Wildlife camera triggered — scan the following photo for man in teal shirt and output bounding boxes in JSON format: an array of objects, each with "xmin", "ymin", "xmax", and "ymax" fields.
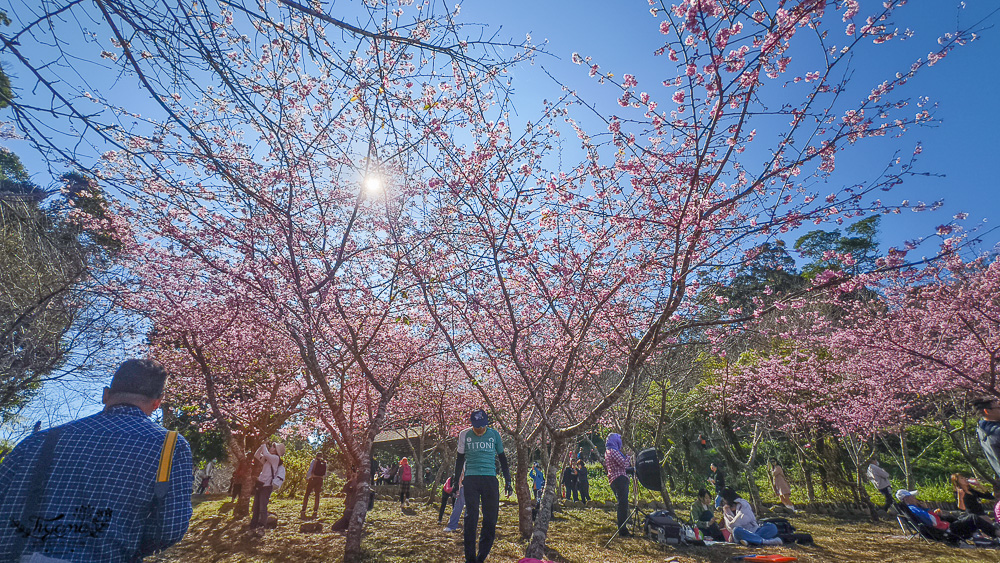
[{"xmin": 453, "ymin": 409, "xmax": 512, "ymax": 563}]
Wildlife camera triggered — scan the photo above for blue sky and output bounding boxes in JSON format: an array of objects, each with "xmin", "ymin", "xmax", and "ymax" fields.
[{"xmin": 463, "ymin": 0, "xmax": 1000, "ymax": 254}]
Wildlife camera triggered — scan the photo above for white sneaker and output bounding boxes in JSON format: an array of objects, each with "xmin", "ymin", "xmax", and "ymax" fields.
[{"xmin": 444, "ymin": 526, "xmax": 456, "ymax": 532}]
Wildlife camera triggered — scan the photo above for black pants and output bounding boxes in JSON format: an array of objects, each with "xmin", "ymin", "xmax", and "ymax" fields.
[
  {"xmin": 302, "ymin": 476, "xmax": 323, "ymax": 514},
  {"xmin": 950, "ymin": 513, "xmax": 998, "ymax": 539},
  {"xmin": 697, "ymin": 522, "xmax": 723, "ymax": 540},
  {"xmin": 439, "ymin": 489, "xmax": 454, "ymax": 522},
  {"xmin": 578, "ymin": 481, "xmax": 590, "ymax": 502},
  {"xmin": 878, "ymin": 486, "xmax": 893, "ymax": 510},
  {"xmin": 400, "ymin": 482, "xmax": 411, "ymax": 504},
  {"xmin": 249, "ymin": 484, "xmax": 273, "ymax": 529},
  {"xmin": 565, "ymin": 482, "xmax": 577, "ymax": 501},
  {"xmin": 611, "ymin": 475, "xmax": 630, "ymax": 535},
  {"xmin": 463, "ymin": 475, "xmax": 500, "ymax": 563}
]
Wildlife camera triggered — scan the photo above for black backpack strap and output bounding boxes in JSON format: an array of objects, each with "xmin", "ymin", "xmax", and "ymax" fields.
[
  {"xmin": 10, "ymin": 426, "xmax": 66, "ymax": 558},
  {"xmin": 134, "ymin": 430, "xmax": 178, "ymax": 561}
]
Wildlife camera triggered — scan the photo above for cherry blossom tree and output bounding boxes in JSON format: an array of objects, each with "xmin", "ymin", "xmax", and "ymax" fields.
[
  {"xmin": 412, "ymin": 0, "xmax": 978, "ymax": 554},
  {"xmin": 126, "ymin": 281, "xmax": 310, "ymax": 517}
]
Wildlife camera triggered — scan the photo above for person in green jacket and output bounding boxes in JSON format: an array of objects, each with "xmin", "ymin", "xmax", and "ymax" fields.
[{"xmin": 689, "ymin": 489, "xmax": 723, "ymax": 540}]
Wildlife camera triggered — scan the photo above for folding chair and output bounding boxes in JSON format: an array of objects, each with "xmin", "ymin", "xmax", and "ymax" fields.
[
  {"xmin": 894, "ymin": 503, "xmax": 962, "ymax": 546},
  {"xmin": 894, "ymin": 503, "xmax": 925, "ymax": 542}
]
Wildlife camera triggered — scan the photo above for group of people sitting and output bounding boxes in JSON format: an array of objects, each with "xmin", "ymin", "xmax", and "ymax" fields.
[{"xmin": 688, "ymin": 487, "xmax": 785, "ymax": 546}]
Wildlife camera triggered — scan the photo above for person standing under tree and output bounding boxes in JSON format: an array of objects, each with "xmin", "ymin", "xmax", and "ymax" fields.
[
  {"xmin": 301, "ymin": 453, "xmax": 327, "ymax": 519},
  {"xmin": 529, "ymin": 462, "xmax": 545, "ymax": 500},
  {"xmin": 562, "ymin": 462, "xmax": 578, "ymax": 501},
  {"xmin": 453, "ymin": 409, "xmax": 512, "ymax": 563},
  {"xmin": 866, "ymin": 457, "xmax": 893, "ymax": 511},
  {"xmin": 197, "ymin": 459, "xmax": 215, "ymax": 494},
  {"xmin": 604, "ymin": 433, "xmax": 634, "ymax": 538},
  {"xmin": 399, "ymin": 457, "xmax": 413, "ymax": 508},
  {"xmin": 708, "ymin": 461, "xmax": 727, "ymax": 508},
  {"xmin": 768, "ymin": 459, "xmax": 795, "ymax": 512},
  {"xmin": 576, "ymin": 459, "xmax": 591, "ymax": 503},
  {"xmin": 249, "ymin": 442, "xmax": 285, "ymax": 537}
]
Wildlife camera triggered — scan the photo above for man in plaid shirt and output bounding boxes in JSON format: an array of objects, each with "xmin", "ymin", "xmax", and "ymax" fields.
[{"xmin": 0, "ymin": 359, "xmax": 194, "ymax": 562}]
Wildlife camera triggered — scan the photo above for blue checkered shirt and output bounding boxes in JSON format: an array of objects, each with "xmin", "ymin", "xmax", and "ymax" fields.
[{"xmin": 0, "ymin": 404, "xmax": 194, "ymax": 562}]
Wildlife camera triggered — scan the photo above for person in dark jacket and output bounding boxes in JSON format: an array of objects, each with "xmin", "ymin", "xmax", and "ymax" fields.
[
  {"xmin": 562, "ymin": 463, "xmax": 578, "ymax": 501},
  {"xmin": 708, "ymin": 461, "xmax": 727, "ymax": 508},
  {"xmin": 576, "ymin": 459, "xmax": 591, "ymax": 502},
  {"xmin": 973, "ymin": 398, "xmax": 1000, "ymax": 480}
]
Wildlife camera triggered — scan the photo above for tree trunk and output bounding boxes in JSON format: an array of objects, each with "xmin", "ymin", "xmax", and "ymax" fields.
[
  {"xmin": 899, "ymin": 428, "xmax": 914, "ymax": 490},
  {"xmin": 857, "ymin": 460, "xmax": 879, "ymax": 521},
  {"xmin": 793, "ymin": 445, "xmax": 816, "ymax": 505},
  {"xmin": 344, "ymin": 447, "xmax": 373, "ymax": 563},
  {"xmin": 525, "ymin": 437, "xmax": 568, "ymax": 559},
  {"xmin": 515, "ymin": 439, "xmax": 534, "ymax": 538}
]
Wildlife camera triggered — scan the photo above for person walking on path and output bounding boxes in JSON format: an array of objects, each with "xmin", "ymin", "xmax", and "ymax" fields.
[
  {"xmin": 529, "ymin": 462, "xmax": 545, "ymax": 500},
  {"xmin": 562, "ymin": 462, "xmax": 578, "ymax": 501},
  {"xmin": 866, "ymin": 457, "xmax": 894, "ymax": 511},
  {"xmin": 604, "ymin": 433, "xmax": 634, "ymax": 538},
  {"xmin": 249, "ymin": 441, "xmax": 285, "ymax": 536},
  {"xmin": 453, "ymin": 409, "xmax": 512, "ymax": 563},
  {"xmin": 0, "ymin": 359, "xmax": 194, "ymax": 562},
  {"xmin": 399, "ymin": 457, "xmax": 413, "ymax": 508},
  {"xmin": 301, "ymin": 453, "xmax": 327, "ymax": 519},
  {"xmin": 769, "ymin": 459, "xmax": 795, "ymax": 512},
  {"xmin": 576, "ymin": 459, "xmax": 591, "ymax": 503}
]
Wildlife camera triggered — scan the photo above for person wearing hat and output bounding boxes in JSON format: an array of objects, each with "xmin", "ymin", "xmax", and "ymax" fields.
[
  {"xmin": 0, "ymin": 358, "xmax": 194, "ymax": 562},
  {"xmin": 249, "ymin": 440, "xmax": 286, "ymax": 536},
  {"xmin": 453, "ymin": 408, "xmax": 512, "ymax": 563}
]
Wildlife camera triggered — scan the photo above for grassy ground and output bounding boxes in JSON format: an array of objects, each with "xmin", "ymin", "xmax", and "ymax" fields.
[{"xmin": 151, "ymin": 494, "xmax": 1000, "ymax": 563}]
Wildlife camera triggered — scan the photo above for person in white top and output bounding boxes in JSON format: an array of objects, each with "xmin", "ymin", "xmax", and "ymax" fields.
[
  {"xmin": 866, "ymin": 457, "xmax": 893, "ymax": 510},
  {"xmin": 721, "ymin": 488, "xmax": 782, "ymax": 546},
  {"xmin": 197, "ymin": 459, "xmax": 215, "ymax": 494},
  {"xmin": 249, "ymin": 442, "xmax": 286, "ymax": 535}
]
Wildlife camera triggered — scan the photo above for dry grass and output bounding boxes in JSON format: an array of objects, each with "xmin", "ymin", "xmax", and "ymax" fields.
[{"xmin": 152, "ymin": 494, "xmax": 1000, "ymax": 563}]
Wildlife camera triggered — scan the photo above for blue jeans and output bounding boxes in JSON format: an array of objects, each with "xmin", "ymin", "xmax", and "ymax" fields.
[
  {"xmin": 733, "ymin": 522, "xmax": 778, "ymax": 545},
  {"xmin": 715, "ymin": 495, "xmax": 723, "ymax": 508},
  {"xmin": 446, "ymin": 486, "xmax": 465, "ymax": 529}
]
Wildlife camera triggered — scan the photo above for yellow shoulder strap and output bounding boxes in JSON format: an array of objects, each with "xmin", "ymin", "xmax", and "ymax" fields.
[{"xmin": 156, "ymin": 430, "xmax": 178, "ymax": 483}]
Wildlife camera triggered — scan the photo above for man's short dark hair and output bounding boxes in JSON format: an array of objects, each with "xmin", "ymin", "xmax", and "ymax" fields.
[
  {"xmin": 109, "ymin": 359, "xmax": 169, "ymax": 399},
  {"xmin": 697, "ymin": 488, "xmax": 710, "ymax": 498},
  {"xmin": 972, "ymin": 398, "xmax": 998, "ymax": 414}
]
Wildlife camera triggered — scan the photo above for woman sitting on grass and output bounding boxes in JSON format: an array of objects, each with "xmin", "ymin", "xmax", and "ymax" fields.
[{"xmin": 721, "ymin": 488, "xmax": 782, "ymax": 546}]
